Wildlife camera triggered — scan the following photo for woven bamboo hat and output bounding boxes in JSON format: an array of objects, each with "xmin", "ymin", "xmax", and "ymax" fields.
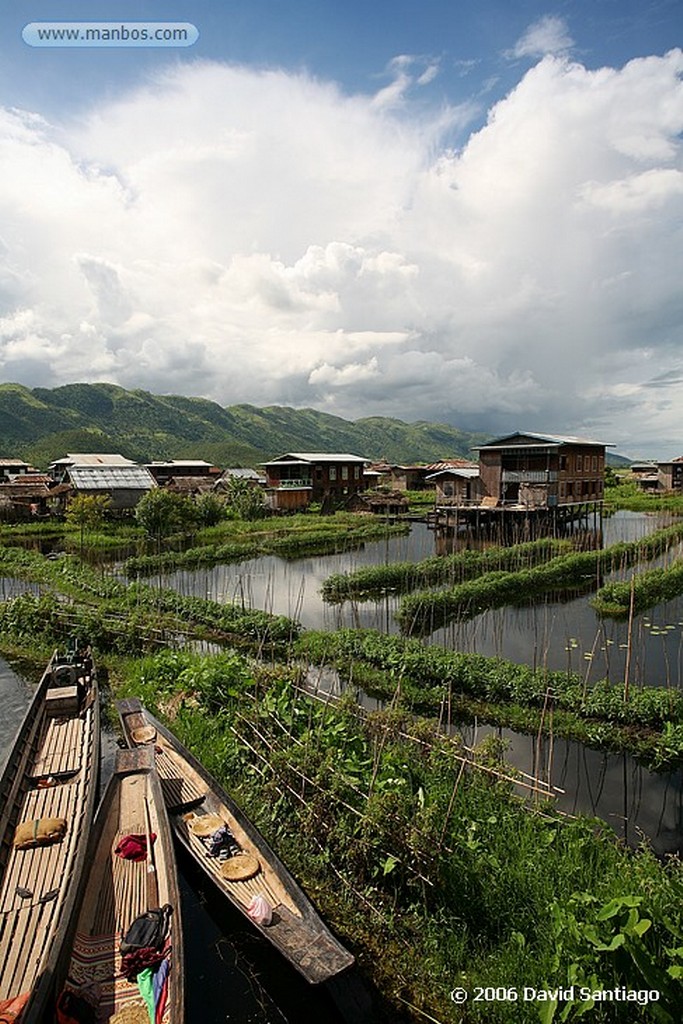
[
  {"xmin": 220, "ymin": 853, "xmax": 260, "ymax": 880},
  {"xmin": 187, "ymin": 813, "xmax": 226, "ymax": 837},
  {"xmin": 131, "ymin": 725, "xmax": 156, "ymax": 744}
]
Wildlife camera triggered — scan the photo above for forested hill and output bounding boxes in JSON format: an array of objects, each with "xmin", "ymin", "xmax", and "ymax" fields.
[{"xmin": 0, "ymin": 382, "xmax": 488, "ymax": 469}]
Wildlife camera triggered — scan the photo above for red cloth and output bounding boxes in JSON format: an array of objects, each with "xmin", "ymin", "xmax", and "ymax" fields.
[
  {"xmin": 0, "ymin": 992, "xmax": 30, "ymax": 1022},
  {"xmin": 120, "ymin": 946, "xmax": 167, "ymax": 983},
  {"xmin": 114, "ymin": 833, "xmax": 156, "ymax": 862}
]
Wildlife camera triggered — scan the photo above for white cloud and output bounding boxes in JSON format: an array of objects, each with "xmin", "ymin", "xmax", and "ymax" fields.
[
  {"xmin": 0, "ymin": 51, "xmax": 683, "ymax": 455},
  {"xmin": 509, "ymin": 16, "xmax": 574, "ymax": 60}
]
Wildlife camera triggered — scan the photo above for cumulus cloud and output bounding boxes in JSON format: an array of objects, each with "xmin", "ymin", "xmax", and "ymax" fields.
[{"xmin": 1, "ymin": 50, "xmax": 683, "ymax": 455}]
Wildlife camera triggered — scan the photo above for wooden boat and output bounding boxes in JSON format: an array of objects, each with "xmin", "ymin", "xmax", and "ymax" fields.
[
  {"xmin": 0, "ymin": 646, "xmax": 99, "ymax": 1023},
  {"xmin": 58, "ymin": 745, "xmax": 184, "ymax": 1023},
  {"xmin": 117, "ymin": 698, "xmax": 354, "ymax": 984}
]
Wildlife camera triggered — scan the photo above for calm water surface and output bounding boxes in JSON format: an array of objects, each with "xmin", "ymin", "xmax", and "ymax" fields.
[{"xmin": 165, "ymin": 512, "xmax": 683, "ymax": 689}]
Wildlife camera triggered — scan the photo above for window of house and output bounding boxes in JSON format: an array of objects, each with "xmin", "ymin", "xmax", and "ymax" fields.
[
  {"xmin": 353, "ymin": 465, "xmax": 360, "ymax": 479},
  {"xmin": 329, "ymin": 467, "xmax": 337, "ymax": 481},
  {"xmin": 592, "ymin": 455, "xmax": 597, "ymax": 472},
  {"xmin": 443, "ymin": 482, "xmax": 453, "ymax": 497},
  {"xmin": 576, "ymin": 455, "xmax": 583, "ymax": 471},
  {"xmin": 559, "ymin": 456, "xmax": 567, "ymax": 471},
  {"xmin": 341, "ymin": 465, "xmax": 349, "ymax": 480}
]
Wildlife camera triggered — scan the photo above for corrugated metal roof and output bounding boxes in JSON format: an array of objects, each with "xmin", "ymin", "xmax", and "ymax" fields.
[
  {"xmin": 147, "ymin": 460, "xmax": 216, "ymax": 468},
  {"xmin": 474, "ymin": 432, "xmax": 612, "ymax": 450},
  {"xmin": 223, "ymin": 468, "xmax": 262, "ymax": 480},
  {"xmin": 51, "ymin": 453, "xmax": 136, "ymax": 467},
  {"xmin": 68, "ymin": 465, "xmax": 156, "ymax": 489},
  {"xmin": 265, "ymin": 452, "xmax": 367, "ymax": 464},
  {"xmin": 425, "ymin": 467, "xmax": 480, "ymax": 481}
]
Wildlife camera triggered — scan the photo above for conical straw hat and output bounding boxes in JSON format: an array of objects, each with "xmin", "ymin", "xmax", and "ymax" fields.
[
  {"xmin": 131, "ymin": 725, "xmax": 156, "ymax": 744},
  {"xmin": 220, "ymin": 853, "xmax": 260, "ymax": 880},
  {"xmin": 187, "ymin": 813, "xmax": 226, "ymax": 837}
]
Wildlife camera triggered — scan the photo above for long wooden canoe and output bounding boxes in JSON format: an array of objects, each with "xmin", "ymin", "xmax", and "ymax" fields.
[
  {"xmin": 58, "ymin": 745, "xmax": 184, "ymax": 1023},
  {"xmin": 117, "ymin": 698, "xmax": 354, "ymax": 984},
  {"xmin": 0, "ymin": 646, "xmax": 99, "ymax": 1023}
]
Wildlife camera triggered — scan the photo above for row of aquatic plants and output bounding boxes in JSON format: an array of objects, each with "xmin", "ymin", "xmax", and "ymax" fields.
[
  {"xmin": 112, "ymin": 648, "xmax": 683, "ymax": 1023},
  {"xmin": 592, "ymin": 560, "xmax": 683, "ymax": 619},
  {"xmin": 0, "ymin": 547, "xmax": 299, "ymax": 649},
  {"xmin": 397, "ymin": 524, "xmax": 683, "ymax": 635},
  {"xmin": 603, "ymin": 477, "xmax": 683, "ymax": 514},
  {"xmin": 124, "ymin": 519, "xmax": 409, "ymax": 577},
  {"xmin": 322, "ymin": 537, "xmax": 574, "ymax": 603},
  {"xmin": 296, "ymin": 629, "xmax": 683, "ymax": 768}
]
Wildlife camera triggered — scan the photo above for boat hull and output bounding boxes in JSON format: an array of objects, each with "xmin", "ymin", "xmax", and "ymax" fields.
[
  {"xmin": 118, "ymin": 698, "xmax": 354, "ymax": 984},
  {"xmin": 59, "ymin": 746, "xmax": 184, "ymax": 1023},
  {"xmin": 0, "ymin": 648, "xmax": 99, "ymax": 1023}
]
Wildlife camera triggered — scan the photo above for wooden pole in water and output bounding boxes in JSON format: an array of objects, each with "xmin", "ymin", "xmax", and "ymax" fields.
[{"xmin": 623, "ymin": 573, "xmax": 636, "ymax": 704}]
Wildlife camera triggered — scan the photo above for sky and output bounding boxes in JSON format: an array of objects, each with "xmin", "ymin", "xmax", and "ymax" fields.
[{"xmin": 0, "ymin": 2, "xmax": 682, "ymax": 457}]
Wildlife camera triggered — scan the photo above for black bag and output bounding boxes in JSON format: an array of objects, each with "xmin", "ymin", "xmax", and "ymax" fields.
[{"xmin": 119, "ymin": 904, "xmax": 173, "ymax": 953}]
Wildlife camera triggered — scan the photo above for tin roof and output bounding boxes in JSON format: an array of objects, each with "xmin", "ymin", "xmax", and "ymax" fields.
[
  {"xmin": 68, "ymin": 465, "xmax": 156, "ymax": 490},
  {"xmin": 474, "ymin": 431, "xmax": 613, "ymax": 451},
  {"xmin": 425, "ymin": 467, "xmax": 480, "ymax": 481},
  {"xmin": 51, "ymin": 453, "xmax": 136, "ymax": 467},
  {"xmin": 264, "ymin": 452, "xmax": 367, "ymax": 465}
]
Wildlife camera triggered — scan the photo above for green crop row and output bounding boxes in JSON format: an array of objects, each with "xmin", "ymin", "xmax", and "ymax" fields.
[
  {"xmin": 592, "ymin": 559, "xmax": 683, "ymax": 618},
  {"xmin": 297, "ymin": 628, "xmax": 683, "ymax": 732},
  {"xmin": 397, "ymin": 523, "xmax": 683, "ymax": 634},
  {"xmin": 322, "ymin": 537, "xmax": 573, "ymax": 603}
]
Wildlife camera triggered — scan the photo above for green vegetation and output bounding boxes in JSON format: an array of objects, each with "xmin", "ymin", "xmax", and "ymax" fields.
[
  {"xmin": 603, "ymin": 475, "xmax": 683, "ymax": 514},
  {"xmin": 0, "ymin": 547, "xmax": 298, "ymax": 653},
  {"xmin": 592, "ymin": 560, "xmax": 683, "ymax": 619},
  {"xmin": 396, "ymin": 524, "xmax": 683, "ymax": 635},
  {"xmin": 0, "ymin": 381, "xmax": 486, "ymax": 467},
  {"xmin": 108, "ymin": 649, "xmax": 683, "ymax": 1023},
  {"xmin": 296, "ymin": 629, "xmax": 683, "ymax": 769},
  {"xmin": 124, "ymin": 516, "xmax": 409, "ymax": 577},
  {"xmin": 323, "ymin": 537, "xmax": 573, "ymax": 603}
]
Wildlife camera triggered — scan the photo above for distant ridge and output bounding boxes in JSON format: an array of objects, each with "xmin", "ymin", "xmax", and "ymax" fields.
[{"xmin": 0, "ymin": 382, "xmax": 489, "ymax": 469}]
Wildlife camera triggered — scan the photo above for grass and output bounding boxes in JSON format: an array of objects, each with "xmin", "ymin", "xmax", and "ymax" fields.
[{"xmin": 592, "ymin": 559, "xmax": 683, "ymax": 618}]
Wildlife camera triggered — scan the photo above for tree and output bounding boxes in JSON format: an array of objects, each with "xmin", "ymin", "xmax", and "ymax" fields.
[
  {"xmin": 194, "ymin": 492, "xmax": 227, "ymax": 527},
  {"xmin": 223, "ymin": 477, "xmax": 267, "ymax": 520},
  {"xmin": 134, "ymin": 489, "xmax": 197, "ymax": 546},
  {"xmin": 65, "ymin": 494, "xmax": 111, "ymax": 555}
]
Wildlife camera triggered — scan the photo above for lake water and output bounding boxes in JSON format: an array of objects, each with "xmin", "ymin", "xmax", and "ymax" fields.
[{"xmin": 164, "ymin": 511, "xmax": 683, "ymax": 689}]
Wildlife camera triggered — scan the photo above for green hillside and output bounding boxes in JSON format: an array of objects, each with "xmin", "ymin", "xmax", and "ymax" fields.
[{"xmin": 0, "ymin": 382, "xmax": 487, "ymax": 469}]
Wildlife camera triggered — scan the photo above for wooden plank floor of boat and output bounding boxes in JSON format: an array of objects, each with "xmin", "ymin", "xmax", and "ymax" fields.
[{"xmin": 0, "ymin": 713, "xmax": 88, "ymax": 1000}]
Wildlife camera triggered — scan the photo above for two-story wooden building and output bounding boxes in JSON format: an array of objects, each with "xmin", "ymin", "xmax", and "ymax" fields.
[
  {"xmin": 262, "ymin": 452, "xmax": 367, "ymax": 511},
  {"xmin": 658, "ymin": 456, "xmax": 683, "ymax": 491},
  {"xmin": 474, "ymin": 432, "xmax": 610, "ymax": 508}
]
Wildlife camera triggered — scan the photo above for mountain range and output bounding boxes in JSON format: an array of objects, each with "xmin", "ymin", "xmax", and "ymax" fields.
[{"xmin": 0, "ymin": 382, "xmax": 490, "ymax": 469}]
